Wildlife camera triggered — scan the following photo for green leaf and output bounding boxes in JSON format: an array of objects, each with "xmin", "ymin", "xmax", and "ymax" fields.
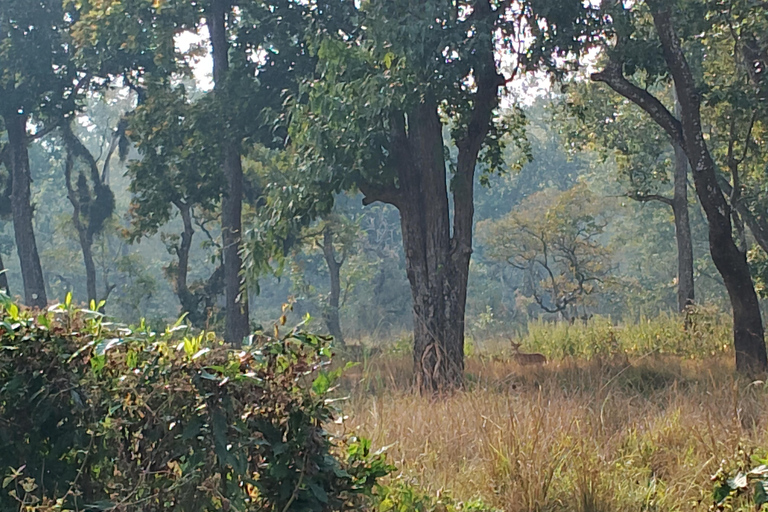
[
  {"xmin": 126, "ymin": 349, "xmax": 138, "ymax": 369},
  {"xmin": 192, "ymin": 347, "xmax": 211, "ymax": 360},
  {"xmin": 1, "ymin": 475, "xmax": 14, "ymax": 489},
  {"xmin": 1, "ymin": 467, "xmax": 23, "ymax": 490},
  {"xmin": 85, "ymin": 500, "xmax": 118, "ymax": 510},
  {"xmin": 312, "ymin": 372, "xmax": 331, "ymax": 395},
  {"xmin": 173, "ymin": 312, "xmax": 189, "ymax": 328},
  {"xmin": 754, "ymin": 480, "xmax": 768, "ymax": 507},
  {"xmin": 308, "ymin": 481, "xmax": 329, "ymax": 504},
  {"xmin": 90, "ymin": 355, "xmax": 106, "ymax": 373},
  {"xmin": 212, "ymin": 410, "xmax": 230, "ymax": 467},
  {"xmin": 182, "ymin": 416, "xmax": 203, "ymax": 441}
]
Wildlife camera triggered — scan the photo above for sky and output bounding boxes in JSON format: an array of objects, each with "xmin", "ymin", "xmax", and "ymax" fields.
[{"xmin": 172, "ymin": 16, "xmax": 602, "ymax": 108}]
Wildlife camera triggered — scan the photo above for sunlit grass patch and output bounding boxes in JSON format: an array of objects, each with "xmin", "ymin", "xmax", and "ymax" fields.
[{"xmin": 333, "ymin": 312, "xmax": 766, "ymax": 511}]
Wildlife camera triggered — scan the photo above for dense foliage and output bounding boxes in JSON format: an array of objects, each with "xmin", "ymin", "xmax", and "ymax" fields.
[{"xmin": 0, "ymin": 294, "xmax": 392, "ymax": 511}]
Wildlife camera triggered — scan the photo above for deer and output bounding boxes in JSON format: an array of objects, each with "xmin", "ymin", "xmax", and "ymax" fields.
[{"xmin": 510, "ymin": 341, "xmax": 547, "ymax": 366}]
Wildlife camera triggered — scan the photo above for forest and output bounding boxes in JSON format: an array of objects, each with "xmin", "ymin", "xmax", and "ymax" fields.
[{"xmin": 2, "ymin": 0, "xmax": 768, "ymax": 510}]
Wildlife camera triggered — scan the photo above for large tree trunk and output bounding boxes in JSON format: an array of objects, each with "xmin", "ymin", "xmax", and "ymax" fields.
[
  {"xmin": 208, "ymin": 0, "xmax": 249, "ymax": 345},
  {"xmin": 362, "ymin": 101, "xmax": 467, "ymax": 393},
  {"xmin": 321, "ymin": 225, "xmax": 345, "ymax": 347},
  {"xmin": 359, "ymin": 1, "xmax": 501, "ymax": 392},
  {"xmin": 4, "ymin": 113, "xmax": 47, "ymax": 308},
  {"xmin": 672, "ymin": 137, "xmax": 694, "ymax": 312},
  {"xmin": 651, "ymin": 6, "xmax": 766, "ymax": 373},
  {"xmin": 400, "ymin": 101, "xmax": 465, "ymax": 392}
]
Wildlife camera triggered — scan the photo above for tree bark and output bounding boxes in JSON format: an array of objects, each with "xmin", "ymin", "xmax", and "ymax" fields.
[
  {"xmin": 401, "ymin": 100, "xmax": 465, "ymax": 392},
  {"xmin": 363, "ymin": 102, "xmax": 465, "ymax": 393},
  {"xmin": 321, "ymin": 225, "xmax": 345, "ymax": 347},
  {"xmin": 208, "ymin": 0, "xmax": 249, "ymax": 345},
  {"xmin": 3, "ymin": 113, "xmax": 47, "ymax": 308}
]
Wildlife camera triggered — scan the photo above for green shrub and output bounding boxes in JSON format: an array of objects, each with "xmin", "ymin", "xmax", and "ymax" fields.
[
  {"xmin": 710, "ymin": 447, "xmax": 768, "ymax": 512},
  {"xmin": 518, "ymin": 305, "xmax": 731, "ymax": 361},
  {"xmin": 0, "ymin": 293, "xmax": 393, "ymax": 511},
  {"xmin": 373, "ymin": 478, "xmax": 501, "ymax": 512}
]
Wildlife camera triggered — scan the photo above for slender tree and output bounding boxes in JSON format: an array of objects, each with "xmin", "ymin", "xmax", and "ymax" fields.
[
  {"xmin": 0, "ymin": 0, "xmax": 83, "ymax": 307},
  {"xmin": 320, "ymin": 223, "xmax": 347, "ymax": 347},
  {"xmin": 126, "ymin": 85, "xmax": 226, "ymax": 327},
  {"xmin": 591, "ymin": 1, "xmax": 767, "ymax": 372},
  {"xmin": 206, "ymin": 0, "xmax": 249, "ymax": 344},
  {"xmin": 60, "ymin": 121, "xmax": 119, "ymax": 304}
]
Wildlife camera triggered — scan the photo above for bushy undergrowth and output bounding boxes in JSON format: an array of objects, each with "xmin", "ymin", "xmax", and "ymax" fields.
[
  {"xmin": 0, "ymin": 294, "xmax": 393, "ymax": 511},
  {"xmin": 710, "ymin": 447, "xmax": 768, "ymax": 512},
  {"xmin": 500, "ymin": 305, "xmax": 731, "ymax": 361}
]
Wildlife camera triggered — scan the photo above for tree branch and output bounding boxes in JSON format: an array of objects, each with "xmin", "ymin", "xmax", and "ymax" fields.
[
  {"xmin": 359, "ymin": 180, "xmax": 402, "ymax": 207},
  {"xmin": 627, "ymin": 191, "xmax": 674, "ymax": 206},
  {"xmin": 591, "ymin": 59, "xmax": 683, "ymax": 146},
  {"xmin": 453, "ymin": 0, "xmax": 506, "ymax": 257}
]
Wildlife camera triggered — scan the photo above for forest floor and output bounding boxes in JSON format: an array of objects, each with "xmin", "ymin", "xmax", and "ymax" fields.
[{"xmin": 331, "ymin": 316, "xmax": 768, "ymax": 512}]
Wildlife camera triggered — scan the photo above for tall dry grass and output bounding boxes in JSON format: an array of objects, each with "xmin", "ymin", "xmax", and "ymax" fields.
[{"xmin": 333, "ymin": 314, "xmax": 768, "ymax": 512}]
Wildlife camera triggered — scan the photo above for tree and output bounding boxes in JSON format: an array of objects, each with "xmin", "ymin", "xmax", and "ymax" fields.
[
  {"xmin": 126, "ymin": 84, "xmax": 226, "ymax": 327},
  {"xmin": 202, "ymin": 0, "xmax": 343, "ymax": 344},
  {"xmin": 73, "ymin": 0, "xmax": 336, "ymax": 343},
  {"xmin": 0, "ymin": 156, "xmax": 12, "ymax": 296},
  {"xmin": 0, "ymin": 230, "xmax": 10, "ymax": 295},
  {"xmin": 289, "ymin": 0, "xmax": 602, "ymax": 391},
  {"xmin": 318, "ymin": 219, "xmax": 354, "ymax": 347},
  {"xmin": 59, "ymin": 119, "xmax": 119, "ymax": 305},
  {"xmin": 558, "ymin": 83, "xmax": 695, "ymax": 312},
  {"xmin": 478, "ymin": 184, "xmax": 614, "ymax": 319},
  {"xmin": 0, "ymin": 0, "xmax": 83, "ymax": 307},
  {"xmin": 590, "ymin": 1, "xmax": 768, "ymax": 372},
  {"xmin": 290, "ymin": 213, "xmax": 361, "ymax": 347},
  {"xmin": 205, "ymin": 0, "xmax": 249, "ymax": 344}
]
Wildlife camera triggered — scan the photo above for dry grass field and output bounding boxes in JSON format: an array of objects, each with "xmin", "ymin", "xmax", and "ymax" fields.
[{"xmin": 331, "ymin": 313, "xmax": 768, "ymax": 511}]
